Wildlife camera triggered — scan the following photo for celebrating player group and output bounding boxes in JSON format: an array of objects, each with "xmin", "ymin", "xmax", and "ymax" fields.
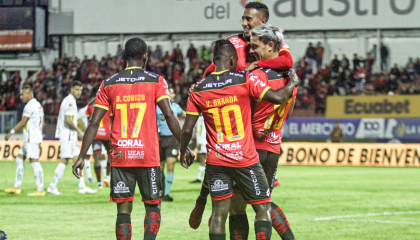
[{"xmin": 4, "ymin": 2, "xmax": 298, "ymax": 240}]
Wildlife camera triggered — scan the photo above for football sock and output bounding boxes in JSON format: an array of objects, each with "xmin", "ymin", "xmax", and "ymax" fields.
[
  {"xmin": 100, "ymin": 160, "xmax": 107, "ymax": 178},
  {"xmin": 50, "ymin": 162, "xmax": 66, "ymax": 188},
  {"xmin": 144, "ymin": 207, "xmax": 161, "ymax": 240},
  {"xmin": 84, "ymin": 159, "xmax": 92, "ymax": 179},
  {"xmin": 271, "ymin": 202, "xmax": 295, "ymax": 240},
  {"xmin": 164, "ymin": 173, "xmax": 174, "ymax": 196},
  {"xmin": 78, "ymin": 176, "xmax": 86, "ymax": 189},
  {"xmin": 209, "ymin": 234, "xmax": 226, "ymax": 240},
  {"xmin": 197, "ymin": 166, "xmax": 205, "ymax": 181},
  {"xmin": 30, "ymin": 162, "xmax": 44, "ymax": 191},
  {"xmin": 106, "ymin": 161, "xmax": 111, "ymax": 177},
  {"xmin": 94, "ymin": 166, "xmax": 101, "ymax": 182},
  {"xmin": 116, "ymin": 213, "xmax": 132, "ymax": 240},
  {"xmin": 14, "ymin": 157, "xmax": 24, "ymax": 188},
  {"xmin": 255, "ymin": 221, "xmax": 272, "ymax": 240},
  {"xmin": 229, "ymin": 215, "xmax": 249, "ymax": 240},
  {"xmin": 199, "ymin": 181, "xmax": 210, "ymax": 198}
]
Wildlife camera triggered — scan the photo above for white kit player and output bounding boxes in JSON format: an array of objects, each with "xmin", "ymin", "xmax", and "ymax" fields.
[
  {"xmin": 47, "ymin": 81, "xmax": 96, "ymax": 195},
  {"xmin": 190, "ymin": 115, "xmax": 207, "ymax": 183},
  {"xmin": 4, "ymin": 85, "xmax": 45, "ymax": 196}
]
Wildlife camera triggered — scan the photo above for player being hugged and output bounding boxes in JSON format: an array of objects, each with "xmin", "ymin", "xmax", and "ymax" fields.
[
  {"xmin": 72, "ymin": 38, "xmax": 194, "ymax": 240},
  {"xmin": 179, "ymin": 40, "xmax": 298, "ymax": 240}
]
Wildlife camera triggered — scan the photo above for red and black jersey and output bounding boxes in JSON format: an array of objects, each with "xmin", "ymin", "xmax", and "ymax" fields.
[
  {"xmin": 251, "ymin": 68, "xmax": 298, "ymax": 154},
  {"xmin": 203, "ymin": 33, "xmax": 293, "ymax": 77},
  {"xmin": 94, "ymin": 67, "xmax": 170, "ymax": 167},
  {"xmin": 187, "ymin": 70, "xmax": 270, "ymax": 168},
  {"xmin": 86, "ymin": 100, "xmax": 112, "ymax": 140}
]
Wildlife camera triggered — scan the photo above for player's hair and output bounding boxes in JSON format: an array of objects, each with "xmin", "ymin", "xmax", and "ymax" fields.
[
  {"xmin": 213, "ymin": 40, "xmax": 237, "ymax": 62},
  {"xmin": 124, "ymin": 38, "xmax": 147, "ymax": 61},
  {"xmin": 245, "ymin": 2, "xmax": 269, "ymax": 21},
  {"xmin": 22, "ymin": 85, "xmax": 32, "ymax": 91},
  {"xmin": 251, "ymin": 24, "xmax": 284, "ymax": 51},
  {"xmin": 72, "ymin": 80, "xmax": 83, "ymax": 88}
]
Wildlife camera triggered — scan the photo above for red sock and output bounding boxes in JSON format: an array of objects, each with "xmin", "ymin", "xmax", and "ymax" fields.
[{"xmin": 144, "ymin": 207, "xmax": 161, "ymax": 240}]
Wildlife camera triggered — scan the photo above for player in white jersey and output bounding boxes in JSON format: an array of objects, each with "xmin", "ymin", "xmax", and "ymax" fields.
[
  {"xmin": 4, "ymin": 85, "xmax": 45, "ymax": 196},
  {"xmin": 190, "ymin": 115, "xmax": 207, "ymax": 183},
  {"xmin": 47, "ymin": 81, "xmax": 96, "ymax": 195},
  {"xmin": 77, "ymin": 104, "xmax": 94, "ymax": 183}
]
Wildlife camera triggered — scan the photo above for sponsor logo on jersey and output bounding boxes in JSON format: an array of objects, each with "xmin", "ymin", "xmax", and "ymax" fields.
[
  {"xmin": 117, "ymin": 139, "xmax": 144, "ymax": 148},
  {"xmin": 211, "ymin": 180, "xmax": 228, "ymax": 192},
  {"xmin": 250, "ymin": 170, "xmax": 261, "ymax": 195},
  {"xmin": 114, "ymin": 181, "xmax": 130, "ymax": 193},
  {"xmin": 225, "ymin": 151, "xmax": 243, "ymax": 160},
  {"xmin": 203, "ymin": 79, "xmax": 232, "ymax": 89},
  {"xmin": 118, "ymin": 151, "xmax": 123, "ymax": 159},
  {"xmin": 215, "ymin": 142, "xmax": 242, "ymax": 151},
  {"xmin": 116, "ymin": 77, "xmax": 146, "ymax": 82},
  {"xmin": 127, "ymin": 150, "xmax": 145, "ymax": 159},
  {"xmin": 216, "ymin": 152, "xmax": 222, "ymax": 158},
  {"xmin": 150, "ymin": 168, "xmax": 158, "ymax": 194}
]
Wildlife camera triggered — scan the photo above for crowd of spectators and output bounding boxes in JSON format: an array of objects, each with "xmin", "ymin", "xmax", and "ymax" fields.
[{"xmin": 1, "ymin": 42, "xmax": 419, "ymax": 118}]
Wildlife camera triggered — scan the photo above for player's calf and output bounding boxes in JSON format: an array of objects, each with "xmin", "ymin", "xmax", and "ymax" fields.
[
  {"xmin": 271, "ymin": 202, "xmax": 295, "ymax": 240},
  {"xmin": 116, "ymin": 213, "xmax": 132, "ymax": 240},
  {"xmin": 144, "ymin": 204, "xmax": 161, "ymax": 240},
  {"xmin": 252, "ymin": 203, "xmax": 272, "ymax": 240}
]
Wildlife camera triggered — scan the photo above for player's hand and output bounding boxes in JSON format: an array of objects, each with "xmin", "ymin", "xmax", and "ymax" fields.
[
  {"xmin": 188, "ymin": 84, "xmax": 196, "ymax": 96},
  {"xmin": 245, "ymin": 61, "xmax": 259, "ymax": 71},
  {"xmin": 181, "ymin": 148, "xmax": 195, "ymax": 169},
  {"xmin": 288, "ymin": 69, "xmax": 299, "ymax": 86},
  {"xmin": 72, "ymin": 157, "xmax": 85, "ymax": 179},
  {"xmin": 4, "ymin": 133, "xmax": 11, "ymax": 141}
]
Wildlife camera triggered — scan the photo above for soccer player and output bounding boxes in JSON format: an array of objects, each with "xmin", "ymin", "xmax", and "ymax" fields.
[
  {"xmin": 77, "ymin": 103, "xmax": 94, "ymax": 183},
  {"xmin": 202, "ymin": 1, "xmax": 293, "ymax": 77},
  {"xmin": 86, "ymin": 99, "xmax": 112, "ymax": 188},
  {"xmin": 157, "ymin": 87, "xmax": 186, "ymax": 201},
  {"xmin": 72, "ymin": 38, "xmax": 194, "ymax": 240},
  {"xmin": 47, "ymin": 81, "xmax": 97, "ymax": 195},
  {"xmin": 228, "ymin": 24, "xmax": 297, "ymax": 240},
  {"xmin": 190, "ymin": 115, "xmax": 206, "ymax": 183},
  {"xmin": 4, "ymin": 85, "xmax": 45, "ymax": 196},
  {"xmin": 180, "ymin": 40, "xmax": 298, "ymax": 240}
]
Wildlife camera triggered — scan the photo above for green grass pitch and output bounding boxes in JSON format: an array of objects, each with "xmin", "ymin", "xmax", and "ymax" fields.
[{"xmin": 0, "ymin": 161, "xmax": 419, "ymax": 239}]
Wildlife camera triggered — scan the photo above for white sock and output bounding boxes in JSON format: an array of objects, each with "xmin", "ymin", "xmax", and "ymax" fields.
[
  {"xmin": 197, "ymin": 166, "xmax": 206, "ymax": 181},
  {"xmin": 31, "ymin": 162, "xmax": 44, "ymax": 191},
  {"xmin": 100, "ymin": 160, "xmax": 107, "ymax": 179},
  {"xmin": 84, "ymin": 159, "xmax": 92, "ymax": 179},
  {"xmin": 14, "ymin": 157, "xmax": 24, "ymax": 188},
  {"xmin": 78, "ymin": 176, "xmax": 86, "ymax": 189},
  {"xmin": 50, "ymin": 162, "xmax": 66, "ymax": 188}
]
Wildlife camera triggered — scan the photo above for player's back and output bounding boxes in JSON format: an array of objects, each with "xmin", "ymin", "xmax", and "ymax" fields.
[
  {"xmin": 227, "ymin": 34, "xmax": 250, "ymax": 71},
  {"xmin": 94, "ymin": 67, "xmax": 169, "ymax": 167},
  {"xmin": 187, "ymin": 70, "xmax": 269, "ymax": 168},
  {"xmin": 251, "ymin": 68, "xmax": 297, "ymax": 153}
]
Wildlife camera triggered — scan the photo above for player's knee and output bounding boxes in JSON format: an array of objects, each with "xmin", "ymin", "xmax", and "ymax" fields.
[
  {"xmin": 117, "ymin": 202, "xmax": 133, "ymax": 214},
  {"xmin": 144, "ymin": 203, "xmax": 161, "ymax": 210}
]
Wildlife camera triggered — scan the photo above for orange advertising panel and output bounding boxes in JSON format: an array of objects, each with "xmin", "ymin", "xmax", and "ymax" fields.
[{"xmin": 278, "ymin": 143, "xmax": 420, "ymax": 167}]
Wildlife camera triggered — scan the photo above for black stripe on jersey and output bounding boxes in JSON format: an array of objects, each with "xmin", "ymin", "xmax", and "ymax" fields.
[
  {"xmin": 259, "ymin": 68, "xmax": 287, "ymax": 81},
  {"xmin": 193, "ymin": 71, "xmax": 247, "ymax": 93},
  {"xmin": 103, "ymin": 69, "xmax": 160, "ymax": 88}
]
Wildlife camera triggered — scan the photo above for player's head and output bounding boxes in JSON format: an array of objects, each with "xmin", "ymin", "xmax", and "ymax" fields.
[
  {"xmin": 71, "ymin": 80, "xmax": 83, "ymax": 99},
  {"xmin": 169, "ymin": 88, "xmax": 176, "ymax": 101},
  {"xmin": 213, "ymin": 39, "xmax": 238, "ymax": 71},
  {"xmin": 250, "ymin": 24, "xmax": 283, "ymax": 61},
  {"xmin": 242, "ymin": 2, "xmax": 269, "ymax": 38},
  {"xmin": 20, "ymin": 85, "xmax": 33, "ymax": 103},
  {"xmin": 124, "ymin": 38, "xmax": 148, "ymax": 66}
]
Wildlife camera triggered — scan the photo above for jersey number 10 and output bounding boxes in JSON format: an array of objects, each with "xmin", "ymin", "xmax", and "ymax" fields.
[{"xmin": 208, "ymin": 104, "xmax": 245, "ymax": 143}]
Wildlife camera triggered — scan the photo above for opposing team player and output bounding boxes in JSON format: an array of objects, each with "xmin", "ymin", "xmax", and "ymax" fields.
[
  {"xmin": 4, "ymin": 85, "xmax": 45, "ymax": 196},
  {"xmin": 86, "ymin": 99, "xmax": 112, "ymax": 188},
  {"xmin": 47, "ymin": 81, "xmax": 97, "ymax": 195},
  {"xmin": 180, "ymin": 40, "xmax": 298, "ymax": 240},
  {"xmin": 227, "ymin": 24, "xmax": 297, "ymax": 240},
  {"xmin": 157, "ymin": 87, "xmax": 186, "ymax": 201},
  {"xmin": 190, "ymin": 115, "xmax": 206, "ymax": 183},
  {"xmin": 72, "ymin": 38, "xmax": 194, "ymax": 240},
  {"xmin": 77, "ymin": 103, "xmax": 94, "ymax": 183}
]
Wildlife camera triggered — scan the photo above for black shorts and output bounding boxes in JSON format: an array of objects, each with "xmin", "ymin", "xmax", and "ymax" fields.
[
  {"xmin": 159, "ymin": 135, "xmax": 179, "ymax": 162},
  {"xmin": 92, "ymin": 139, "xmax": 111, "ymax": 154},
  {"xmin": 205, "ymin": 162, "xmax": 271, "ymax": 205},
  {"xmin": 110, "ymin": 166, "xmax": 162, "ymax": 204},
  {"xmin": 257, "ymin": 149, "xmax": 280, "ymax": 191}
]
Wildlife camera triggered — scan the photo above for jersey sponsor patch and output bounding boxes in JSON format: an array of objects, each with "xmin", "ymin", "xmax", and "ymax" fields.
[
  {"xmin": 211, "ymin": 180, "xmax": 229, "ymax": 192},
  {"xmin": 113, "ymin": 181, "xmax": 130, "ymax": 193}
]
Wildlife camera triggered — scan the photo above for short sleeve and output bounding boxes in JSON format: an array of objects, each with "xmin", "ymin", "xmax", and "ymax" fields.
[
  {"xmin": 94, "ymin": 81, "xmax": 110, "ymax": 110},
  {"xmin": 22, "ymin": 104, "xmax": 32, "ymax": 118},
  {"xmin": 247, "ymin": 71, "xmax": 271, "ymax": 101},
  {"xmin": 64, "ymin": 100, "xmax": 74, "ymax": 116},
  {"xmin": 156, "ymin": 76, "xmax": 170, "ymax": 103},
  {"xmin": 186, "ymin": 91, "xmax": 200, "ymax": 116}
]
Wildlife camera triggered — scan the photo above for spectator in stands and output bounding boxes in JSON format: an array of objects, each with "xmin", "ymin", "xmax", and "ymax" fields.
[
  {"xmin": 1, "ymin": 69, "xmax": 8, "ymax": 84},
  {"xmin": 354, "ymin": 65, "xmax": 368, "ymax": 93},
  {"xmin": 330, "ymin": 54, "xmax": 341, "ymax": 76},
  {"xmin": 152, "ymin": 45, "xmax": 163, "ymax": 61},
  {"xmin": 369, "ymin": 44, "xmax": 377, "ymax": 64},
  {"xmin": 364, "ymin": 53, "xmax": 374, "ymax": 74},
  {"xmin": 380, "ymin": 42, "xmax": 389, "ymax": 70},
  {"xmin": 305, "ymin": 42, "xmax": 317, "ymax": 68},
  {"xmin": 198, "ymin": 45, "xmax": 209, "ymax": 62},
  {"xmin": 341, "ymin": 54, "xmax": 350, "ymax": 70},
  {"xmin": 116, "ymin": 44, "xmax": 124, "ymax": 61},
  {"xmin": 186, "ymin": 44, "xmax": 198, "ymax": 65},
  {"xmin": 331, "ymin": 122, "xmax": 343, "ymax": 143},
  {"xmin": 171, "ymin": 44, "xmax": 184, "ymax": 64},
  {"xmin": 352, "ymin": 53, "xmax": 361, "ymax": 71},
  {"xmin": 316, "ymin": 42, "xmax": 324, "ymax": 67}
]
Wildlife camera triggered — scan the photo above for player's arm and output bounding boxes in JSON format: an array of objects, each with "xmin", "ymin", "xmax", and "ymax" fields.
[
  {"xmin": 262, "ymin": 69, "xmax": 299, "ymax": 105},
  {"xmin": 78, "ymin": 119, "xmax": 86, "ymax": 132},
  {"xmin": 202, "ymin": 62, "xmax": 216, "ymax": 79},
  {"xmin": 73, "ymin": 107, "xmax": 107, "ymax": 178},
  {"xmin": 180, "ymin": 113, "xmax": 199, "ymax": 168},
  {"xmin": 65, "ymin": 115, "xmax": 83, "ymax": 137},
  {"xmin": 4, "ymin": 116, "xmax": 29, "ymax": 141},
  {"xmin": 246, "ymin": 49, "xmax": 294, "ymax": 71},
  {"xmin": 286, "ymin": 98, "xmax": 296, "ymax": 120}
]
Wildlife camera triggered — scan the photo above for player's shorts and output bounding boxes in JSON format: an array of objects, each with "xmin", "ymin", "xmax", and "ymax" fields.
[
  {"xmin": 256, "ymin": 149, "xmax": 280, "ymax": 191},
  {"xmin": 205, "ymin": 162, "xmax": 271, "ymax": 205},
  {"xmin": 60, "ymin": 138, "xmax": 80, "ymax": 159},
  {"xmin": 18, "ymin": 142, "xmax": 40, "ymax": 159},
  {"xmin": 197, "ymin": 143, "xmax": 207, "ymax": 155},
  {"xmin": 110, "ymin": 166, "xmax": 162, "ymax": 204},
  {"xmin": 159, "ymin": 135, "xmax": 179, "ymax": 162}
]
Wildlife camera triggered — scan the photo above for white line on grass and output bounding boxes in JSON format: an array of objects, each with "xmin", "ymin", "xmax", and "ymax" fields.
[
  {"xmin": 334, "ymin": 219, "xmax": 420, "ymax": 225},
  {"xmin": 313, "ymin": 210, "xmax": 420, "ymax": 221}
]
